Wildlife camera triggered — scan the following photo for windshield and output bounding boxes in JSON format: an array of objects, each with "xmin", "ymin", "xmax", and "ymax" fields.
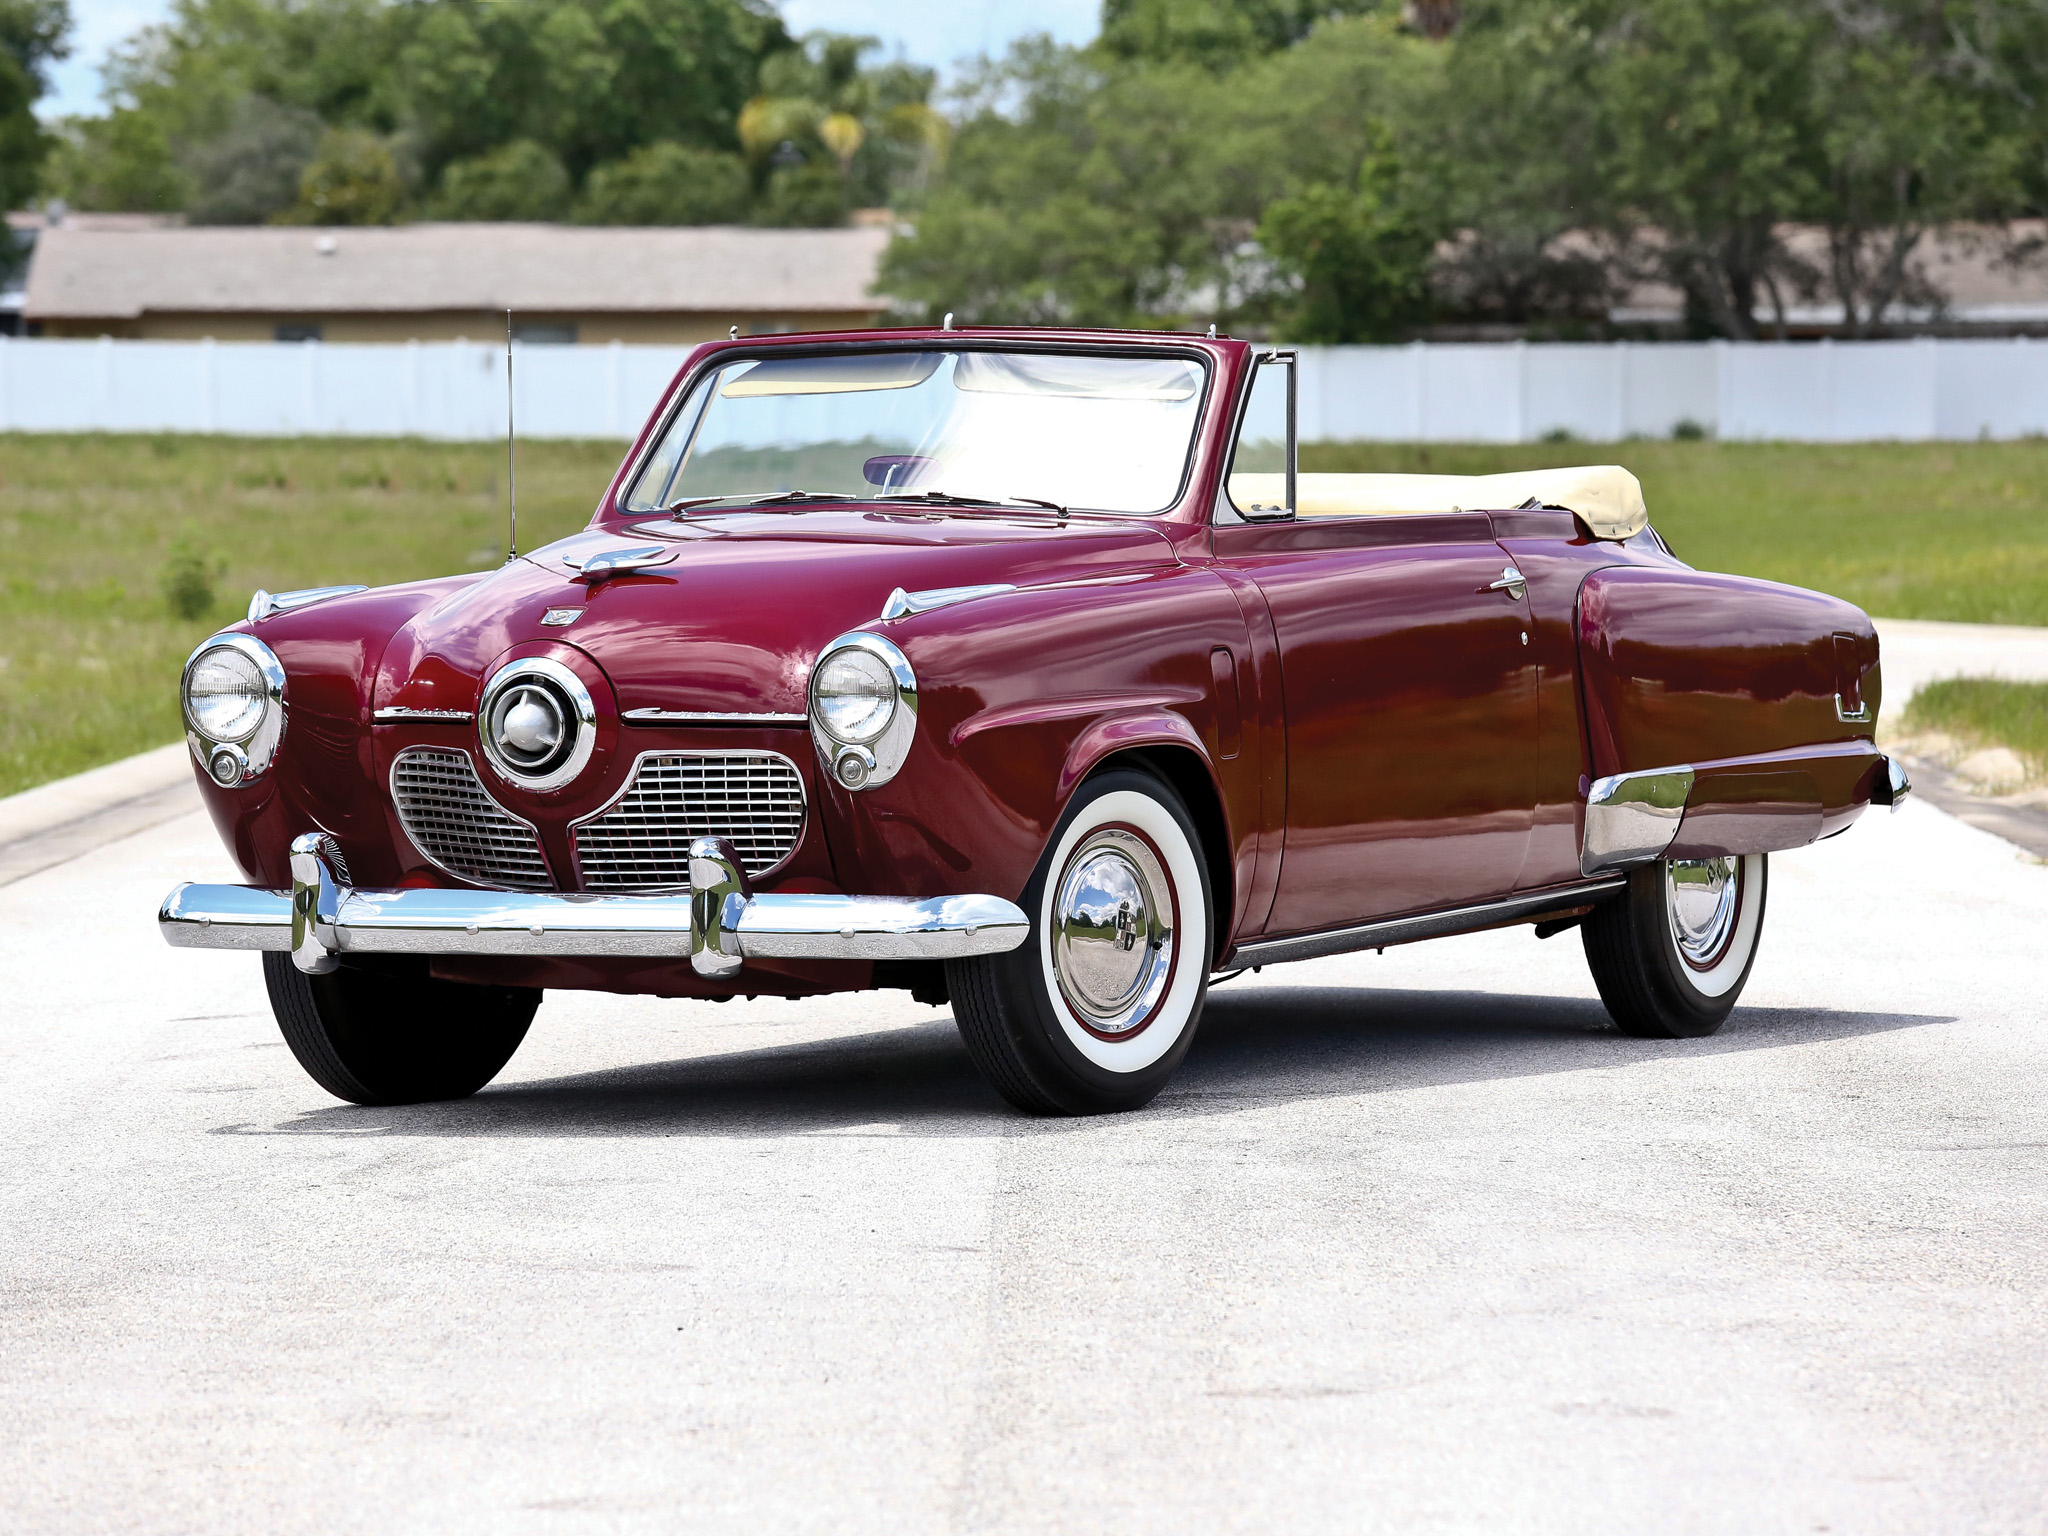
[{"xmin": 623, "ymin": 348, "xmax": 1208, "ymax": 516}]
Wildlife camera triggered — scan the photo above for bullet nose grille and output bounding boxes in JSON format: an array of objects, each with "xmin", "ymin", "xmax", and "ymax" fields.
[
  {"xmin": 574, "ymin": 751, "xmax": 806, "ymax": 890},
  {"xmin": 390, "ymin": 748, "xmax": 553, "ymax": 889}
]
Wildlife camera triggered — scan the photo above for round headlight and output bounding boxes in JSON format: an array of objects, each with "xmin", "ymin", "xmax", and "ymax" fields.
[
  {"xmin": 814, "ymin": 647, "xmax": 898, "ymax": 744},
  {"xmin": 185, "ymin": 645, "xmax": 269, "ymax": 742}
]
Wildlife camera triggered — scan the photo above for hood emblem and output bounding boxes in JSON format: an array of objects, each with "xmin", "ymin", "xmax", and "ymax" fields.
[{"xmin": 541, "ymin": 607, "xmax": 582, "ymax": 627}]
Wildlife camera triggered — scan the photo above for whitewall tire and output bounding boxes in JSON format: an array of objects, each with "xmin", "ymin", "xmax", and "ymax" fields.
[
  {"xmin": 948, "ymin": 768, "xmax": 1214, "ymax": 1114},
  {"xmin": 1582, "ymin": 853, "xmax": 1768, "ymax": 1038}
]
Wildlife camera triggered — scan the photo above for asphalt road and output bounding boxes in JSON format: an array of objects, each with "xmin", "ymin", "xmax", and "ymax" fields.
[{"xmin": 2, "ymin": 797, "xmax": 2044, "ymax": 1535}]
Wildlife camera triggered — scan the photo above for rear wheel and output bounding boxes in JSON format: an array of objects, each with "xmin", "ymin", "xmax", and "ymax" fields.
[
  {"xmin": 262, "ymin": 952, "xmax": 538, "ymax": 1105},
  {"xmin": 948, "ymin": 769, "xmax": 1214, "ymax": 1115},
  {"xmin": 1582, "ymin": 853, "xmax": 1767, "ymax": 1038}
]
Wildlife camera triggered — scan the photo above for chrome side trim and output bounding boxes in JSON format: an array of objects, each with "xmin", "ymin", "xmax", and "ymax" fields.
[
  {"xmin": 622, "ymin": 708, "xmax": 808, "ymax": 726},
  {"xmin": 247, "ymin": 585, "xmax": 368, "ymax": 623},
  {"xmin": 159, "ymin": 838, "xmax": 1029, "ymax": 968},
  {"xmin": 1581, "ymin": 764, "xmax": 1696, "ymax": 877},
  {"xmin": 879, "ymin": 583, "xmax": 1017, "ymax": 621},
  {"xmin": 1228, "ymin": 880, "xmax": 1625, "ymax": 970},
  {"xmin": 374, "ymin": 707, "xmax": 475, "ymax": 723},
  {"xmin": 1835, "ymin": 692, "xmax": 1873, "ymax": 724}
]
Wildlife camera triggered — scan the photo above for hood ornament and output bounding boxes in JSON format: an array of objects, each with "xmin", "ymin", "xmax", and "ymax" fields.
[{"xmin": 566, "ymin": 546, "xmax": 675, "ymax": 584}]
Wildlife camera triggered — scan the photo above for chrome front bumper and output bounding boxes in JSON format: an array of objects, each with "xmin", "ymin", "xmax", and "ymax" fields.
[{"xmin": 160, "ymin": 834, "xmax": 1029, "ymax": 980}]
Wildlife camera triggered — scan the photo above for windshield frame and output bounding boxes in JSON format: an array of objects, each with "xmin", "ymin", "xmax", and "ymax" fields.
[{"xmin": 608, "ymin": 337, "xmax": 1218, "ymax": 522}]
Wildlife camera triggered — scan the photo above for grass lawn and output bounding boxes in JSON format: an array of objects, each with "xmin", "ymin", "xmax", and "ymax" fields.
[
  {"xmin": 1901, "ymin": 678, "xmax": 2048, "ymax": 777},
  {"xmin": 2, "ymin": 432, "xmax": 2046, "ymax": 800},
  {"xmin": 0, "ymin": 434, "xmax": 619, "ymax": 798}
]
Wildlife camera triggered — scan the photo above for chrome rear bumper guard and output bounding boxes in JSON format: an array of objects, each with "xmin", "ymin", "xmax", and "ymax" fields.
[{"xmin": 160, "ymin": 833, "xmax": 1029, "ymax": 980}]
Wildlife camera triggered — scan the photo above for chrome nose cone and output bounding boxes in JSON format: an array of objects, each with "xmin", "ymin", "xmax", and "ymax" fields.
[
  {"xmin": 499, "ymin": 692, "xmax": 564, "ymax": 755},
  {"xmin": 477, "ymin": 658, "xmax": 596, "ymax": 791}
]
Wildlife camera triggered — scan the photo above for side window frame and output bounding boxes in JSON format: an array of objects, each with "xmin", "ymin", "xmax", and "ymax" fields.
[{"xmin": 1217, "ymin": 347, "xmax": 1297, "ymax": 523}]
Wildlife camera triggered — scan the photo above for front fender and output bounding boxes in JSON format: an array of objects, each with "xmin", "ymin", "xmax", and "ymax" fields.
[
  {"xmin": 194, "ymin": 573, "xmax": 489, "ymax": 887},
  {"xmin": 810, "ymin": 569, "xmax": 1258, "ymax": 909},
  {"xmin": 1056, "ymin": 708, "xmax": 1215, "ymax": 805}
]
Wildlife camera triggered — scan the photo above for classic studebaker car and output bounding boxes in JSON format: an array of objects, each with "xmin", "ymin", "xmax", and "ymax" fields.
[{"xmin": 160, "ymin": 329, "xmax": 1909, "ymax": 1113}]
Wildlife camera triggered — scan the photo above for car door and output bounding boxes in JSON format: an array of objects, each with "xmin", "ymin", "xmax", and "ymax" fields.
[{"xmin": 1211, "ymin": 356, "xmax": 1540, "ymax": 935}]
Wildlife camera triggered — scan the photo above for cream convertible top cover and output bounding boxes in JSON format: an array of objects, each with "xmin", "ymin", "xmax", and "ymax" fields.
[{"xmin": 1227, "ymin": 465, "xmax": 1649, "ymax": 540}]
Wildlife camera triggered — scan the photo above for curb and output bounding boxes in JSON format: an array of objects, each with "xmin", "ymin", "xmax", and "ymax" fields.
[{"xmin": 0, "ymin": 742, "xmax": 199, "ymax": 889}]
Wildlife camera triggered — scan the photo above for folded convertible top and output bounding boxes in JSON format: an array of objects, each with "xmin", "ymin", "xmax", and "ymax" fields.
[{"xmin": 1227, "ymin": 465, "xmax": 1650, "ymax": 540}]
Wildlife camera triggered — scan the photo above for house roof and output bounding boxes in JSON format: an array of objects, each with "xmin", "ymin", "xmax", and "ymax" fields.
[{"xmin": 23, "ymin": 222, "xmax": 892, "ymax": 320}]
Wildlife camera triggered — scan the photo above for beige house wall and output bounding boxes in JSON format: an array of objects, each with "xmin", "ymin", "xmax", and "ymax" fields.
[{"xmin": 36, "ymin": 309, "xmax": 886, "ymax": 343}]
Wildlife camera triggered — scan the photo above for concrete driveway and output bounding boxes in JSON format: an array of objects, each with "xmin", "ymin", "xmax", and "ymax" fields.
[{"xmin": 2, "ymin": 786, "xmax": 2044, "ymax": 1534}]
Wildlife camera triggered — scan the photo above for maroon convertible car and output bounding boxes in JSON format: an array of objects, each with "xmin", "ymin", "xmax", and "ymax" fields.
[{"xmin": 160, "ymin": 329, "xmax": 1909, "ymax": 1113}]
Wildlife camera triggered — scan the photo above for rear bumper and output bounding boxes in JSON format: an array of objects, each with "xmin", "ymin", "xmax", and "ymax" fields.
[{"xmin": 160, "ymin": 833, "xmax": 1029, "ymax": 980}]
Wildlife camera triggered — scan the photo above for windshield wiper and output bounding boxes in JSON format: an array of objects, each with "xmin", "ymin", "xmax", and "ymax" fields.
[
  {"xmin": 664, "ymin": 489, "xmax": 860, "ymax": 516},
  {"xmin": 876, "ymin": 490, "xmax": 1069, "ymax": 514}
]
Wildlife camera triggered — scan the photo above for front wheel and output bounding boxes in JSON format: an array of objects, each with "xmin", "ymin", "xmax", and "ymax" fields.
[
  {"xmin": 948, "ymin": 768, "xmax": 1214, "ymax": 1115},
  {"xmin": 262, "ymin": 952, "xmax": 539, "ymax": 1105},
  {"xmin": 1582, "ymin": 853, "xmax": 1768, "ymax": 1038}
]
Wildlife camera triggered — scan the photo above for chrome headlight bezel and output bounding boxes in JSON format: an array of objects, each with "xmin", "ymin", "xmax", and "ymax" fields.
[
  {"xmin": 477, "ymin": 656, "xmax": 597, "ymax": 793},
  {"xmin": 181, "ymin": 633, "xmax": 287, "ymax": 787},
  {"xmin": 809, "ymin": 631, "xmax": 917, "ymax": 791}
]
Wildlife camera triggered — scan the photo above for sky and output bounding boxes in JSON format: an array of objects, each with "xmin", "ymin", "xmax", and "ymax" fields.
[{"xmin": 40, "ymin": 0, "xmax": 1103, "ymax": 118}]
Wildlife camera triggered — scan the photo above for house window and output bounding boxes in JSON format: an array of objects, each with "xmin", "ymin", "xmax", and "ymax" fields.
[
  {"xmin": 512, "ymin": 321, "xmax": 578, "ymax": 345},
  {"xmin": 275, "ymin": 323, "xmax": 323, "ymax": 343}
]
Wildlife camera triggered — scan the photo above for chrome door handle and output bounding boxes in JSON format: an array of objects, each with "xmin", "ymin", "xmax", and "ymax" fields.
[{"xmin": 1487, "ymin": 566, "xmax": 1527, "ymax": 600}]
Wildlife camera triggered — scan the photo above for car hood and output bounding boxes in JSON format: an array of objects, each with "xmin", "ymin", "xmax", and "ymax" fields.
[{"xmin": 374, "ymin": 508, "xmax": 1180, "ymax": 715}]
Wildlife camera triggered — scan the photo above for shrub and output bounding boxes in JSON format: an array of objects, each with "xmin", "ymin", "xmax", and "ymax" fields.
[
  {"xmin": 429, "ymin": 141, "xmax": 570, "ymax": 222},
  {"xmin": 161, "ymin": 539, "xmax": 222, "ymax": 620},
  {"xmin": 575, "ymin": 143, "xmax": 751, "ymax": 225}
]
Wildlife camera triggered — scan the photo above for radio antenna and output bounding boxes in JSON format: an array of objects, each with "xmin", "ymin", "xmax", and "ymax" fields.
[{"xmin": 504, "ymin": 308, "xmax": 517, "ymax": 562}]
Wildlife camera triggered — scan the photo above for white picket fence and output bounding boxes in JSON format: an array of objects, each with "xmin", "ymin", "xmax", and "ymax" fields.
[{"xmin": 0, "ymin": 333, "xmax": 2044, "ymax": 442}]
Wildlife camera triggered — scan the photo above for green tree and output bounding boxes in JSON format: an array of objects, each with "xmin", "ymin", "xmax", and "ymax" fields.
[
  {"xmin": 1257, "ymin": 132, "xmax": 1431, "ymax": 340},
  {"xmin": 41, "ymin": 0, "xmax": 942, "ymax": 225},
  {"xmin": 0, "ymin": 0, "xmax": 70, "ymax": 208},
  {"xmin": 1436, "ymin": 0, "xmax": 2037, "ymax": 338},
  {"xmin": 1099, "ymin": 0, "xmax": 1381, "ymax": 69},
  {"xmin": 737, "ymin": 33, "xmax": 944, "ymax": 221},
  {"xmin": 1804, "ymin": 0, "xmax": 2031, "ymax": 334},
  {"xmin": 881, "ymin": 19, "xmax": 1439, "ymax": 332},
  {"xmin": 279, "ymin": 126, "xmax": 403, "ymax": 224},
  {"xmin": 429, "ymin": 138, "xmax": 571, "ymax": 220},
  {"xmin": 574, "ymin": 141, "xmax": 751, "ymax": 224},
  {"xmin": 185, "ymin": 94, "xmax": 322, "ymax": 222}
]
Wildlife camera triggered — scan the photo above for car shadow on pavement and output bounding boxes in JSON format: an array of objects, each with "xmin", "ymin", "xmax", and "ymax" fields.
[{"xmin": 234, "ymin": 985, "xmax": 1952, "ymax": 1141}]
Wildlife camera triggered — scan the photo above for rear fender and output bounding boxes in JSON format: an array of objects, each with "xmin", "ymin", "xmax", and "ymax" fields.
[{"xmin": 1576, "ymin": 568, "xmax": 1883, "ymax": 870}]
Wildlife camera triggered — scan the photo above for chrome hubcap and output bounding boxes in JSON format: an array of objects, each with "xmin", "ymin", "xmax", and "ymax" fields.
[
  {"xmin": 1050, "ymin": 828, "xmax": 1175, "ymax": 1036},
  {"xmin": 1666, "ymin": 857, "xmax": 1740, "ymax": 967}
]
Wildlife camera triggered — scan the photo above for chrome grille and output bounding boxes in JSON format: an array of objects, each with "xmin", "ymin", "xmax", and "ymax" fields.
[
  {"xmin": 390, "ymin": 748, "xmax": 553, "ymax": 889},
  {"xmin": 575, "ymin": 751, "xmax": 806, "ymax": 890}
]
